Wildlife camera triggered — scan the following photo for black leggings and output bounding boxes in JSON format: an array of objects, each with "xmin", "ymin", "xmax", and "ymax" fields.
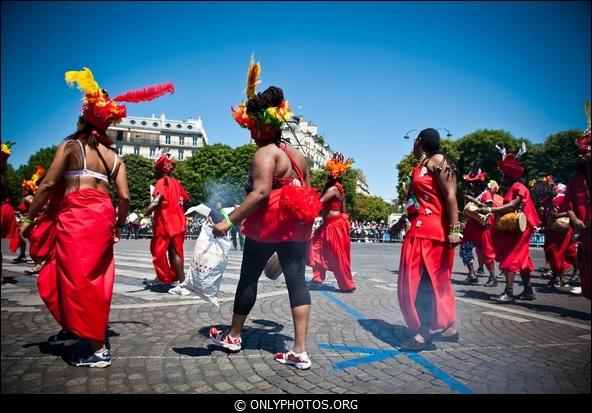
[{"xmin": 233, "ymin": 237, "xmax": 311, "ymax": 316}]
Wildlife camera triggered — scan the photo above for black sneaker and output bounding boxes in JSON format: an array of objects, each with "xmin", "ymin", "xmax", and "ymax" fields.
[
  {"xmin": 515, "ymin": 291, "xmax": 536, "ymax": 301},
  {"xmin": 48, "ymin": 330, "xmax": 80, "ymax": 346},
  {"xmin": 75, "ymin": 349, "xmax": 111, "ymax": 368},
  {"xmin": 476, "ymin": 269, "xmax": 485, "ymax": 276},
  {"xmin": 400, "ymin": 336, "xmax": 428, "ymax": 352},
  {"xmin": 463, "ymin": 276, "xmax": 479, "ymax": 285},
  {"xmin": 484, "ymin": 277, "xmax": 498, "ymax": 287},
  {"xmin": 495, "ymin": 292, "xmax": 514, "ymax": 303},
  {"xmin": 547, "ymin": 278, "xmax": 560, "ymax": 288}
]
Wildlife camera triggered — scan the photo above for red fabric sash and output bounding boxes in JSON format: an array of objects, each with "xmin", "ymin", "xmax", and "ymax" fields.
[{"xmin": 37, "ymin": 189, "xmax": 115, "ymax": 341}]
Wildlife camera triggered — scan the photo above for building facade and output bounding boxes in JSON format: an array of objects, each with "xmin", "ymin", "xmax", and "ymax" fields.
[
  {"xmin": 106, "ymin": 114, "xmax": 208, "ymax": 160},
  {"xmin": 281, "ymin": 116, "xmax": 333, "ymax": 171}
]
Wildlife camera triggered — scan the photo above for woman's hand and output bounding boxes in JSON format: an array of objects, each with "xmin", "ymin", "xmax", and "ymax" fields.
[
  {"xmin": 571, "ymin": 217, "xmax": 587, "ymax": 231},
  {"xmin": 19, "ymin": 221, "xmax": 32, "ymax": 239},
  {"xmin": 212, "ymin": 221, "xmax": 230, "ymax": 237},
  {"xmin": 448, "ymin": 232, "xmax": 462, "ymax": 247},
  {"xmin": 477, "ymin": 207, "xmax": 491, "ymax": 215},
  {"xmin": 113, "ymin": 227, "xmax": 121, "ymax": 243}
]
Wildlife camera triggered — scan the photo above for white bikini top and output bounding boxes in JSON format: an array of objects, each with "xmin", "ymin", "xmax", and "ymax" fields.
[{"xmin": 64, "ymin": 140, "xmax": 118, "ymax": 183}]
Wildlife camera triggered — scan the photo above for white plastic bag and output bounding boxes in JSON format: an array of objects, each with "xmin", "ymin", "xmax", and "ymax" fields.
[{"xmin": 184, "ymin": 224, "xmax": 231, "ymax": 306}]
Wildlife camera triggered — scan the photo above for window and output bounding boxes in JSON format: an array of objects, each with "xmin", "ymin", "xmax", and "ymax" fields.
[
  {"xmin": 178, "ymin": 149, "xmax": 184, "ymax": 160},
  {"xmin": 165, "ymin": 135, "xmax": 171, "ymax": 145},
  {"xmin": 116, "ymin": 131, "xmax": 123, "ymax": 141},
  {"xmin": 176, "ymin": 124, "xmax": 182, "ymax": 129},
  {"xmin": 179, "ymin": 136, "xmax": 185, "ymax": 146},
  {"xmin": 130, "ymin": 120, "xmax": 136, "ymax": 125},
  {"xmin": 165, "ymin": 123, "xmax": 171, "ymax": 128},
  {"xmin": 141, "ymin": 121, "xmax": 147, "ymax": 126},
  {"xmin": 192, "ymin": 136, "xmax": 198, "ymax": 146},
  {"xmin": 116, "ymin": 144, "xmax": 123, "ymax": 155},
  {"xmin": 149, "ymin": 147, "xmax": 156, "ymax": 157},
  {"xmin": 187, "ymin": 125, "xmax": 193, "ymax": 130},
  {"xmin": 192, "ymin": 149, "xmax": 197, "ymax": 156},
  {"xmin": 134, "ymin": 146, "xmax": 140, "ymax": 155},
  {"xmin": 153, "ymin": 122, "xmax": 158, "ymax": 127}
]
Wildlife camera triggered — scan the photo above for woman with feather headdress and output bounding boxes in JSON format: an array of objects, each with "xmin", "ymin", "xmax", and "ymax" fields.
[
  {"xmin": 208, "ymin": 55, "xmax": 320, "ymax": 370},
  {"xmin": 19, "ymin": 67, "xmax": 174, "ymax": 368}
]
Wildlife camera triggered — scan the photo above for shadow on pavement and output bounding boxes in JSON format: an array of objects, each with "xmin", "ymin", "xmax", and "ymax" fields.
[
  {"xmin": 357, "ymin": 319, "xmax": 437, "ymax": 351},
  {"xmin": 172, "ymin": 321, "xmax": 292, "ymax": 356}
]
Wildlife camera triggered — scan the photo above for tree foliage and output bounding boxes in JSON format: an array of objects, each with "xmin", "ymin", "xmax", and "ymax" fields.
[
  {"xmin": 122, "ymin": 154, "xmax": 154, "ymax": 212},
  {"xmin": 16, "ymin": 146, "xmax": 58, "ymax": 184},
  {"xmin": 1, "ymin": 163, "xmax": 21, "ymax": 206},
  {"xmin": 352, "ymin": 194, "xmax": 395, "ymax": 222}
]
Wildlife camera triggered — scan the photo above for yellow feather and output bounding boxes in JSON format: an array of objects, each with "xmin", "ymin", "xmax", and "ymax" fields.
[
  {"xmin": 245, "ymin": 53, "xmax": 261, "ymax": 99},
  {"xmin": 65, "ymin": 67, "xmax": 101, "ymax": 95}
]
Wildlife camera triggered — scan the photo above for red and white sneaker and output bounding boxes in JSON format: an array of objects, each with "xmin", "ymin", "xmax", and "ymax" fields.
[
  {"xmin": 209, "ymin": 327, "xmax": 241, "ymax": 352},
  {"xmin": 274, "ymin": 350, "xmax": 312, "ymax": 370}
]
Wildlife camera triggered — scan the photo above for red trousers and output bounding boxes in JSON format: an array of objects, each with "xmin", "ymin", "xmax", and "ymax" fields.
[
  {"xmin": 307, "ymin": 213, "xmax": 355, "ymax": 291},
  {"xmin": 398, "ymin": 237, "xmax": 456, "ymax": 331},
  {"xmin": 150, "ymin": 232, "xmax": 185, "ymax": 284},
  {"xmin": 37, "ymin": 189, "xmax": 115, "ymax": 342},
  {"xmin": 544, "ymin": 228, "xmax": 576, "ymax": 275}
]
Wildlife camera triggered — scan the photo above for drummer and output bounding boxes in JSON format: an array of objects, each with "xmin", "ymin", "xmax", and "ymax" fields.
[
  {"xmin": 478, "ymin": 150, "xmax": 540, "ymax": 303},
  {"xmin": 460, "ymin": 168, "xmax": 497, "ymax": 287},
  {"xmin": 543, "ymin": 184, "xmax": 576, "ymax": 289}
]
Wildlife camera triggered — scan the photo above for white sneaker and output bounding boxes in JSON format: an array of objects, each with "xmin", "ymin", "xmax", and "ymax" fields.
[
  {"xmin": 168, "ymin": 285, "xmax": 191, "ymax": 296},
  {"xmin": 570, "ymin": 286, "xmax": 582, "ymax": 295}
]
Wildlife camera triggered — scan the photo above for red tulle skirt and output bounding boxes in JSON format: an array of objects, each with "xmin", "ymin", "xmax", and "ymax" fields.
[
  {"xmin": 37, "ymin": 189, "xmax": 115, "ymax": 342},
  {"xmin": 397, "ymin": 237, "xmax": 456, "ymax": 331}
]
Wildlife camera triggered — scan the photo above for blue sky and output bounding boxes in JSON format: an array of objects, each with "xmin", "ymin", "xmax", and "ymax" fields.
[{"xmin": 2, "ymin": 1, "xmax": 590, "ymax": 200}]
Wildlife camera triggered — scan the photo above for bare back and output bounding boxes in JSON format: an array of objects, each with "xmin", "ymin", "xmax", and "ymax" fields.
[{"xmin": 63, "ymin": 140, "xmax": 120, "ymax": 195}]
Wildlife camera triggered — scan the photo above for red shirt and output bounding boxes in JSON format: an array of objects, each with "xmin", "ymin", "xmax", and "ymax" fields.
[
  {"xmin": 463, "ymin": 189, "xmax": 494, "ymax": 242},
  {"xmin": 406, "ymin": 164, "xmax": 448, "ymax": 242},
  {"xmin": 503, "ymin": 181, "xmax": 540, "ymax": 228},
  {"xmin": 152, "ymin": 177, "xmax": 189, "ymax": 237},
  {"xmin": 566, "ymin": 174, "xmax": 590, "ymax": 224}
]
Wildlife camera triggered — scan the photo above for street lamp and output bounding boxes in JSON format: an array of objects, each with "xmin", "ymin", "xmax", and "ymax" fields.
[
  {"xmin": 437, "ymin": 128, "xmax": 453, "ymax": 138},
  {"xmin": 403, "ymin": 129, "xmax": 418, "ymax": 139}
]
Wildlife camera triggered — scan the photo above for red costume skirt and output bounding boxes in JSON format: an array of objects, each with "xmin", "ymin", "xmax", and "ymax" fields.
[
  {"xmin": 495, "ymin": 226, "xmax": 534, "ymax": 273},
  {"xmin": 29, "ymin": 215, "xmax": 57, "ymax": 262},
  {"xmin": 37, "ymin": 189, "xmax": 115, "ymax": 342},
  {"xmin": 1, "ymin": 203, "xmax": 20, "ymax": 253},
  {"xmin": 544, "ymin": 228, "xmax": 576, "ymax": 274},
  {"xmin": 580, "ymin": 227, "xmax": 591, "ymax": 299},
  {"xmin": 397, "ymin": 237, "xmax": 456, "ymax": 331},
  {"xmin": 307, "ymin": 213, "xmax": 355, "ymax": 291},
  {"xmin": 150, "ymin": 231, "xmax": 185, "ymax": 284},
  {"xmin": 242, "ymin": 188, "xmax": 312, "ymax": 244}
]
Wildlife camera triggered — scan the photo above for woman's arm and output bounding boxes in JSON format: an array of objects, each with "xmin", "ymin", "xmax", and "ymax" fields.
[
  {"xmin": 213, "ymin": 147, "xmax": 275, "ymax": 236},
  {"xmin": 113, "ymin": 160, "xmax": 130, "ymax": 227},
  {"xmin": 432, "ymin": 154, "xmax": 461, "ymax": 247},
  {"xmin": 144, "ymin": 195, "xmax": 162, "ymax": 217},
  {"xmin": 20, "ymin": 142, "xmax": 70, "ymax": 237},
  {"xmin": 480, "ymin": 196, "xmax": 521, "ymax": 216}
]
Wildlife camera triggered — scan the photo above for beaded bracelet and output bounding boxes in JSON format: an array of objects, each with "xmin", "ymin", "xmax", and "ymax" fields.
[
  {"xmin": 22, "ymin": 217, "xmax": 33, "ymax": 225},
  {"xmin": 449, "ymin": 223, "xmax": 461, "ymax": 235},
  {"xmin": 220, "ymin": 209, "xmax": 235, "ymax": 228}
]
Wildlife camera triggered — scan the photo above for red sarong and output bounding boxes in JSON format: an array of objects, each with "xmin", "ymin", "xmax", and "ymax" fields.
[
  {"xmin": 398, "ymin": 237, "xmax": 456, "ymax": 331},
  {"xmin": 150, "ymin": 232, "xmax": 185, "ymax": 284},
  {"xmin": 1, "ymin": 201, "xmax": 19, "ymax": 253},
  {"xmin": 307, "ymin": 213, "xmax": 355, "ymax": 291},
  {"xmin": 37, "ymin": 189, "xmax": 115, "ymax": 342},
  {"xmin": 29, "ymin": 197, "xmax": 61, "ymax": 262}
]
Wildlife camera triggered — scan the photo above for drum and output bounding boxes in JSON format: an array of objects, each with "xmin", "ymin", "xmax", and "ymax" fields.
[
  {"xmin": 549, "ymin": 217, "xmax": 570, "ymax": 233},
  {"xmin": 264, "ymin": 253, "xmax": 283, "ymax": 280},
  {"xmin": 463, "ymin": 202, "xmax": 489, "ymax": 225},
  {"xmin": 495, "ymin": 212, "xmax": 527, "ymax": 232}
]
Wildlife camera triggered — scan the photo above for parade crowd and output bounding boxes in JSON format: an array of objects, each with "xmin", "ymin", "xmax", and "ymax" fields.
[{"xmin": 1, "ymin": 59, "xmax": 590, "ymax": 370}]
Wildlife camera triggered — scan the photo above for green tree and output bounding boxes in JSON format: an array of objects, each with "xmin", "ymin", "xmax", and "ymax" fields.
[
  {"xmin": 1, "ymin": 163, "xmax": 21, "ymax": 206},
  {"xmin": 16, "ymin": 146, "xmax": 58, "ymax": 184},
  {"xmin": 352, "ymin": 194, "xmax": 395, "ymax": 222},
  {"xmin": 536, "ymin": 129, "xmax": 582, "ymax": 183},
  {"xmin": 122, "ymin": 154, "xmax": 154, "ymax": 212}
]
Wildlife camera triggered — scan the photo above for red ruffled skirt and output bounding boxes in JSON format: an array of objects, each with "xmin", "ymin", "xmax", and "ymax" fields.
[{"xmin": 37, "ymin": 189, "xmax": 115, "ymax": 342}]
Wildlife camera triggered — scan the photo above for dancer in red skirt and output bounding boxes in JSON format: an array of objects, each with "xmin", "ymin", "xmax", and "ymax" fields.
[
  {"xmin": 566, "ymin": 121, "xmax": 591, "ymax": 299},
  {"xmin": 307, "ymin": 153, "xmax": 356, "ymax": 292},
  {"xmin": 20, "ymin": 67, "xmax": 173, "ymax": 367},
  {"xmin": 209, "ymin": 56, "xmax": 321, "ymax": 369},
  {"xmin": 394, "ymin": 128, "xmax": 461, "ymax": 351},
  {"xmin": 144, "ymin": 149, "xmax": 189, "ymax": 293},
  {"xmin": 478, "ymin": 147, "xmax": 540, "ymax": 303},
  {"xmin": 543, "ymin": 183, "xmax": 576, "ymax": 288}
]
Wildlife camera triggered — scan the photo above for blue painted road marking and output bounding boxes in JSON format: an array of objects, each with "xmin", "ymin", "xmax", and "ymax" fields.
[{"xmin": 318, "ymin": 290, "xmax": 473, "ymax": 394}]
